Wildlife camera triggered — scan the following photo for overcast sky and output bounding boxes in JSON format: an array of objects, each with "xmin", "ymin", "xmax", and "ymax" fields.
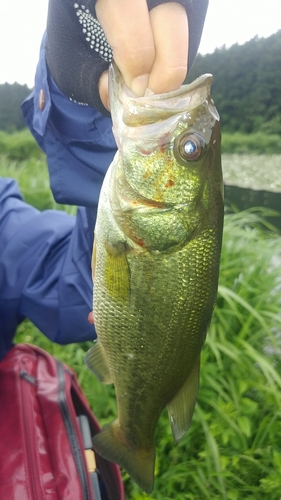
[{"xmin": 1, "ymin": 0, "xmax": 280, "ymax": 87}]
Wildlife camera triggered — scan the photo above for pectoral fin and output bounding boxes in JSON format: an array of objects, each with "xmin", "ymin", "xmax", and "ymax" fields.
[
  {"xmin": 85, "ymin": 340, "xmax": 113, "ymax": 384},
  {"xmin": 167, "ymin": 357, "xmax": 200, "ymax": 443},
  {"xmin": 104, "ymin": 241, "xmax": 130, "ymax": 302}
]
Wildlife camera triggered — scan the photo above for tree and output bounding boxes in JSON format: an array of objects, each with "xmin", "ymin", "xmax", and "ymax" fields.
[
  {"xmin": 187, "ymin": 30, "xmax": 281, "ymax": 134},
  {"xmin": 0, "ymin": 82, "xmax": 31, "ymax": 132}
]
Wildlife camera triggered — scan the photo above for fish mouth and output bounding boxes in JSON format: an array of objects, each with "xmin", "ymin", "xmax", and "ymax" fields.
[
  {"xmin": 113, "ymin": 191, "xmax": 171, "ymax": 214},
  {"xmin": 110, "ymin": 62, "xmax": 214, "ymax": 128},
  {"xmin": 112, "ymin": 187, "xmax": 192, "ymax": 216},
  {"xmin": 110, "ymin": 167, "xmax": 172, "ymax": 213},
  {"xmin": 111, "ymin": 167, "xmax": 194, "ymax": 215}
]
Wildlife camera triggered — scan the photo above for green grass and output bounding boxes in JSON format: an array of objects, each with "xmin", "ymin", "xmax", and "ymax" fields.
[
  {"xmin": 0, "ymin": 151, "xmax": 77, "ymax": 214},
  {"xmin": 222, "ymin": 132, "xmax": 281, "ymax": 155},
  {"xmin": 1, "ymin": 142, "xmax": 281, "ymax": 499},
  {"xmin": 0, "ymin": 129, "xmax": 43, "ymax": 160}
]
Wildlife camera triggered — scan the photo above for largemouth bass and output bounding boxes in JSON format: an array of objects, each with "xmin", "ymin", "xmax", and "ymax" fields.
[{"xmin": 86, "ymin": 63, "xmax": 223, "ymax": 493}]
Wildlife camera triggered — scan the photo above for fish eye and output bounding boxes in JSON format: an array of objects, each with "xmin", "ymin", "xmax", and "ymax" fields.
[{"xmin": 175, "ymin": 132, "xmax": 205, "ymax": 162}]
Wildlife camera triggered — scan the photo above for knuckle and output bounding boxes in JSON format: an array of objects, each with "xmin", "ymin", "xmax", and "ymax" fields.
[
  {"xmin": 114, "ymin": 44, "xmax": 155, "ymax": 77},
  {"xmin": 150, "ymin": 63, "xmax": 188, "ymax": 93}
]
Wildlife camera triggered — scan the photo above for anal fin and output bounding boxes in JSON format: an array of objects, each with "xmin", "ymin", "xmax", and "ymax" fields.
[
  {"xmin": 85, "ymin": 340, "xmax": 113, "ymax": 384},
  {"xmin": 167, "ymin": 356, "xmax": 200, "ymax": 443}
]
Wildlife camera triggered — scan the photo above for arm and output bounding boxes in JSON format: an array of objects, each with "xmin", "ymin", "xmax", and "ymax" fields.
[{"xmin": 0, "ymin": 179, "xmax": 97, "ymax": 362}]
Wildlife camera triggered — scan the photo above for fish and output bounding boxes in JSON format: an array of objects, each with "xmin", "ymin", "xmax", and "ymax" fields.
[{"xmin": 85, "ymin": 62, "xmax": 224, "ymax": 494}]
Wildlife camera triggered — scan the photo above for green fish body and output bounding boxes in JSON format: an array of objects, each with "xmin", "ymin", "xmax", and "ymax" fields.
[{"xmin": 86, "ymin": 64, "xmax": 223, "ymax": 493}]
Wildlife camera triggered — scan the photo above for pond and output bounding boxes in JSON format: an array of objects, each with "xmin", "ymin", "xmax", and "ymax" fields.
[{"xmin": 222, "ymin": 154, "xmax": 281, "ymax": 231}]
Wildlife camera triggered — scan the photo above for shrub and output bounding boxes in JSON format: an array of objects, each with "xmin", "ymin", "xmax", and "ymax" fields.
[
  {"xmin": 222, "ymin": 132, "xmax": 281, "ymax": 155},
  {"xmin": 0, "ymin": 129, "xmax": 43, "ymax": 160}
]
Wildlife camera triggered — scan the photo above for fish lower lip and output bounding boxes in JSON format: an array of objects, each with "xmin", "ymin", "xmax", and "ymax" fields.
[
  {"xmin": 130, "ymin": 199, "xmax": 167, "ymax": 209},
  {"xmin": 115, "ymin": 192, "xmax": 168, "ymax": 211},
  {"xmin": 121, "ymin": 203, "xmax": 169, "ymax": 215},
  {"xmin": 118, "ymin": 199, "xmax": 189, "ymax": 214}
]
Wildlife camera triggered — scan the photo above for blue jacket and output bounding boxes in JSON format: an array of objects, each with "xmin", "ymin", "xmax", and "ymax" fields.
[{"xmin": 0, "ymin": 36, "xmax": 117, "ymax": 360}]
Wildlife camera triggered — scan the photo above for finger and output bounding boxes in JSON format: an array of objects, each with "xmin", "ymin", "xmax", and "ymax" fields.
[
  {"xmin": 95, "ymin": 0, "xmax": 156, "ymax": 95},
  {"xmin": 87, "ymin": 311, "xmax": 94, "ymax": 324},
  {"xmin": 148, "ymin": 3, "xmax": 189, "ymax": 94},
  {"xmin": 98, "ymin": 70, "xmax": 110, "ymax": 111}
]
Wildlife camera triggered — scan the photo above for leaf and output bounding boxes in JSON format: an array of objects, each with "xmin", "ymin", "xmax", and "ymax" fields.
[{"xmin": 237, "ymin": 416, "xmax": 251, "ymax": 437}]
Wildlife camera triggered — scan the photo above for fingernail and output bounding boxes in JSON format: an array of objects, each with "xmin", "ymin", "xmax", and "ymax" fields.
[{"xmin": 131, "ymin": 74, "xmax": 149, "ymax": 97}]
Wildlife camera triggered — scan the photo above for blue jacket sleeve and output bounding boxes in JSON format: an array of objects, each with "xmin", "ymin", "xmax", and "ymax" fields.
[
  {"xmin": 22, "ymin": 33, "xmax": 117, "ymax": 210},
  {"xmin": 0, "ymin": 37, "xmax": 117, "ymax": 360},
  {"xmin": 0, "ymin": 179, "xmax": 96, "ymax": 358}
]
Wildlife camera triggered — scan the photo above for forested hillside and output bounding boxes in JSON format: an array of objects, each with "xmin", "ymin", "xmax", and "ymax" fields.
[
  {"xmin": 188, "ymin": 30, "xmax": 281, "ymax": 134},
  {"xmin": 0, "ymin": 82, "xmax": 30, "ymax": 132},
  {"xmin": 0, "ymin": 30, "xmax": 281, "ymax": 134}
]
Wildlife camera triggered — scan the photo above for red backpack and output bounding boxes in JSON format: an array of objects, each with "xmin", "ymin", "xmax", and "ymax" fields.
[{"xmin": 0, "ymin": 343, "xmax": 124, "ymax": 500}]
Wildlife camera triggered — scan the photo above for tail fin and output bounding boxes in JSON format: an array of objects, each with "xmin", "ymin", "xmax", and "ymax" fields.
[{"xmin": 92, "ymin": 420, "xmax": 155, "ymax": 494}]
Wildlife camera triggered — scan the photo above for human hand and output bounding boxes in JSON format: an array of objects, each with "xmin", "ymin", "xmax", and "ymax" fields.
[{"xmin": 96, "ymin": 1, "xmax": 189, "ymax": 110}]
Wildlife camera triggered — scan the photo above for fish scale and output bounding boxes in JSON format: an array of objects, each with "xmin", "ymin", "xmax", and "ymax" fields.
[{"xmin": 85, "ymin": 62, "xmax": 223, "ymax": 493}]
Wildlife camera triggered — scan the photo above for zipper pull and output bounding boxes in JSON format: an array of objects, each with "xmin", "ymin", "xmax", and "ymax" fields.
[
  {"xmin": 77, "ymin": 415, "xmax": 102, "ymax": 500},
  {"xmin": 20, "ymin": 369, "xmax": 37, "ymax": 385}
]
